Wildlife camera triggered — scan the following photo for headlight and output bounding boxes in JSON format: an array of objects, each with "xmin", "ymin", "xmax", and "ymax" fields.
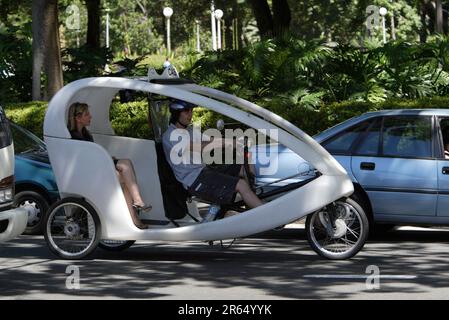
[
  {"xmin": 0, "ymin": 187, "xmax": 13, "ymax": 204},
  {"xmin": 0, "ymin": 175, "xmax": 14, "ymax": 204}
]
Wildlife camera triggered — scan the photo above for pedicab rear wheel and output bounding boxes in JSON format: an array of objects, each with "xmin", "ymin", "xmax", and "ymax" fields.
[
  {"xmin": 99, "ymin": 240, "xmax": 135, "ymax": 252},
  {"xmin": 44, "ymin": 197, "xmax": 101, "ymax": 260},
  {"xmin": 306, "ymin": 198, "xmax": 369, "ymax": 260}
]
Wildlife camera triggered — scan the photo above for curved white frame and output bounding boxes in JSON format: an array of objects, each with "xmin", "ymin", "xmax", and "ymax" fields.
[{"xmin": 44, "ymin": 77, "xmax": 353, "ymax": 241}]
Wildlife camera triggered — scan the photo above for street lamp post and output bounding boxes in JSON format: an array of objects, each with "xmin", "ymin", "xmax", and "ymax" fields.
[
  {"xmin": 379, "ymin": 7, "xmax": 387, "ymax": 44},
  {"xmin": 105, "ymin": 8, "xmax": 110, "ymax": 48},
  {"xmin": 195, "ymin": 20, "xmax": 201, "ymax": 52},
  {"xmin": 163, "ymin": 7, "xmax": 173, "ymax": 55},
  {"xmin": 211, "ymin": 1, "xmax": 217, "ymax": 51},
  {"xmin": 214, "ymin": 9, "xmax": 223, "ymax": 50},
  {"xmin": 389, "ymin": 0, "xmax": 396, "ymax": 40}
]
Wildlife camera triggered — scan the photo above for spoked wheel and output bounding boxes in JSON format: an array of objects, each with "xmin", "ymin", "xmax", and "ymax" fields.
[
  {"xmin": 44, "ymin": 197, "xmax": 101, "ymax": 260},
  {"xmin": 306, "ymin": 198, "xmax": 369, "ymax": 260},
  {"xmin": 99, "ymin": 240, "xmax": 135, "ymax": 252}
]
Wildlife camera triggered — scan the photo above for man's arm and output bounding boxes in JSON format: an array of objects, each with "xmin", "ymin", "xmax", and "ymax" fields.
[{"xmin": 191, "ymin": 136, "xmax": 233, "ymax": 152}]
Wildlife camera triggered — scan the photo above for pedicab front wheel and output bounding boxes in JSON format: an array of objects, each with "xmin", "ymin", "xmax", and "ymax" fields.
[
  {"xmin": 44, "ymin": 197, "xmax": 101, "ymax": 260},
  {"xmin": 306, "ymin": 198, "xmax": 369, "ymax": 260}
]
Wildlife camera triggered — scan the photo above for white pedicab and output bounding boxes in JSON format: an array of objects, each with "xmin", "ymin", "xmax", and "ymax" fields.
[{"xmin": 42, "ymin": 68, "xmax": 369, "ymax": 260}]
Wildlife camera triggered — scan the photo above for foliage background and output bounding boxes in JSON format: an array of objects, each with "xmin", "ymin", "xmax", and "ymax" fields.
[
  {"xmin": 3, "ymin": 0, "xmax": 449, "ymax": 138},
  {"xmin": 7, "ymin": 96, "xmax": 449, "ymax": 140}
]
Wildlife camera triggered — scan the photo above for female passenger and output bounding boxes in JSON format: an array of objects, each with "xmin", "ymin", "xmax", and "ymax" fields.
[{"xmin": 67, "ymin": 102, "xmax": 151, "ymax": 229}]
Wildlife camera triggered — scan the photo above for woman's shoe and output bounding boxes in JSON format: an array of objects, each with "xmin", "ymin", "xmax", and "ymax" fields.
[
  {"xmin": 132, "ymin": 203, "xmax": 152, "ymax": 214},
  {"xmin": 130, "ymin": 207, "xmax": 150, "ymax": 229}
]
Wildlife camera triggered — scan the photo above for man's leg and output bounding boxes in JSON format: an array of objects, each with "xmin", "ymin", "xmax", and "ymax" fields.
[
  {"xmin": 238, "ymin": 165, "xmax": 256, "ymax": 191},
  {"xmin": 235, "ymin": 179, "xmax": 263, "ymax": 208}
]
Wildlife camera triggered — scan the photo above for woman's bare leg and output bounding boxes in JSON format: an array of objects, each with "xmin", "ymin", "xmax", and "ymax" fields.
[
  {"xmin": 116, "ymin": 159, "xmax": 145, "ymax": 207},
  {"xmin": 120, "ymin": 183, "xmax": 134, "ymax": 215},
  {"xmin": 118, "ymin": 173, "xmax": 145, "ymax": 227}
]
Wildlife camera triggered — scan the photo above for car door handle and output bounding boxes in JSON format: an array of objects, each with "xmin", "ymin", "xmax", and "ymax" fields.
[
  {"xmin": 360, "ymin": 162, "xmax": 375, "ymax": 171},
  {"xmin": 442, "ymin": 167, "xmax": 449, "ymax": 175}
]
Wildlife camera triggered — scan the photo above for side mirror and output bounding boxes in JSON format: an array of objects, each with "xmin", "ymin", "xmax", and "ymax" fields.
[
  {"xmin": 119, "ymin": 89, "xmax": 135, "ymax": 103},
  {"xmin": 216, "ymin": 119, "xmax": 225, "ymax": 131}
]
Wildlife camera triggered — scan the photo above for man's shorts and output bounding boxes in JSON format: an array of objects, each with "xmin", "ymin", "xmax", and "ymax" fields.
[{"xmin": 188, "ymin": 164, "xmax": 242, "ymax": 205}]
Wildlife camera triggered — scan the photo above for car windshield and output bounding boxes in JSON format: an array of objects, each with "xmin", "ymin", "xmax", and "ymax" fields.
[
  {"xmin": 0, "ymin": 106, "xmax": 12, "ymax": 149},
  {"xmin": 10, "ymin": 123, "xmax": 46, "ymax": 154}
]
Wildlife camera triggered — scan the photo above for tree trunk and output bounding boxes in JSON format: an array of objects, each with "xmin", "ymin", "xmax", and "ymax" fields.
[
  {"xmin": 248, "ymin": 0, "xmax": 273, "ymax": 39},
  {"xmin": 444, "ymin": 3, "xmax": 448, "ymax": 34},
  {"xmin": 32, "ymin": 0, "xmax": 45, "ymax": 100},
  {"xmin": 85, "ymin": 0, "xmax": 101, "ymax": 48},
  {"xmin": 436, "ymin": 0, "xmax": 443, "ymax": 33},
  {"xmin": 419, "ymin": 0, "xmax": 428, "ymax": 43},
  {"xmin": 43, "ymin": 0, "xmax": 63, "ymax": 99},
  {"xmin": 32, "ymin": 0, "xmax": 63, "ymax": 100},
  {"xmin": 224, "ymin": 0, "xmax": 237, "ymax": 49},
  {"xmin": 272, "ymin": 0, "xmax": 291, "ymax": 37}
]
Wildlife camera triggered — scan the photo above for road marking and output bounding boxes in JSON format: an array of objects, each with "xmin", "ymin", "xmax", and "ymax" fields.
[{"xmin": 303, "ymin": 275, "xmax": 417, "ymax": 280}]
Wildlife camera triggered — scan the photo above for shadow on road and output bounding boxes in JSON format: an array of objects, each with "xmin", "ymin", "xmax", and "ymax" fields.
[{"xmin": 0, "ymin": 228, "xmax": 448, "ymax": 299}]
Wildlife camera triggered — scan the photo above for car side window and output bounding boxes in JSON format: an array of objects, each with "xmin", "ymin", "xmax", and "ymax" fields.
[
  {"xmin": 9, "ymin": 124, "xmax": 45, "ymax": 154},
  {"xmin": 353, "ymin": 118, "xmax": 381, "ymax": 156},
  {"xmin": 322, "ymin": 120, "xmax": 372, "ymax": 154},
  {"xmin": 381, "ymin": 116, "xmax": 432, "ymax": 158}
]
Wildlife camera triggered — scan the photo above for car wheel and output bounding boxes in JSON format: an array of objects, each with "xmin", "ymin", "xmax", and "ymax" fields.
[
  {"xmin": 14, "ymin": 191, "xmax": 49, "ymax": 235},
  {"xmin": 44, "ymin": 197, "xmax": 101, "ymax": 260}
]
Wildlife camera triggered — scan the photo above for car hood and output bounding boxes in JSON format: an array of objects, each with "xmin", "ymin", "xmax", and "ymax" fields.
[{"xmin": 16, "ymin": 152, "xmax": 51, "ymax": 165}]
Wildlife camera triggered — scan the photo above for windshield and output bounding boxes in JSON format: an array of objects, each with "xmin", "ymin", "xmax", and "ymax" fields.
[
  {"xmin": 10, "ymin": 123, "xmax": 46, "ymax": 154},
  {"xmin": 148, "ymin": 97, "xmax": 171, "ymax": 142},
  {"xmin": 0, "ymin": 106, "xmax": 12, "ymax": 149}
]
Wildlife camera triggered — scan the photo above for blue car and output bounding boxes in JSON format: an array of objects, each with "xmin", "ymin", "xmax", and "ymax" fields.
[
  {"xmin": 254, "ymin": 109, "xmax": 449, "ymax": 231},
  {"xmin": 10, "ymin": 123, "xmax": 58, "ymax": 234}
]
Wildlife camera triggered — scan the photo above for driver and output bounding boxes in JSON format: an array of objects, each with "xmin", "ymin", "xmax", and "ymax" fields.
[{"xmin": 162, "ymin": 99, "xmax": 263, "ymax": 208}]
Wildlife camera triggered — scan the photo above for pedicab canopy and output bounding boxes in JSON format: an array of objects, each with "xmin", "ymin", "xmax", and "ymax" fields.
[
  {"xmin": 43, "ymin": 67, "xmax": 353, "ymax": 242},
  {"xmin": 44, "ymin": 68, "xmax": 347, "ymax": 177}
]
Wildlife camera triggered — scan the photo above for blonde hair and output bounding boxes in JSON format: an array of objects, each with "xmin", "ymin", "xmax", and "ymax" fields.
[{"xmin": 67, "ymin": 102, "xmax": 89, "ymax": 132}]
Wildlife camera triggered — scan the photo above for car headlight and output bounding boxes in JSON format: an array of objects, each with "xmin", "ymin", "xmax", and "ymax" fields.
[
  {"xmin": 0, "ymin": 175, "xmax": 14, "ymax": 205},
  {"xmin": 0, "ymin": 187, "xmax": 13, "ymax": 204}
]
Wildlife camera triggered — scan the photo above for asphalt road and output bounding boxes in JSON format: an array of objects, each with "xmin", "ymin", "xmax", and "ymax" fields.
[{"xmin": 1, "ymin": 226, "xmax": 449, "ymax": 300}]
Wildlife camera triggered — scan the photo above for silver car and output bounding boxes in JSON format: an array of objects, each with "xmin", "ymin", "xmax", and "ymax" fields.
[{"xmin": 254, "ymin": 109, "xmax": 449, "ymax": 231}]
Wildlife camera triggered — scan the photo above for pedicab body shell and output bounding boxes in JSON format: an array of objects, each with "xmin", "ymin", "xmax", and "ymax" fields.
[{"xmin": 44, "ymin": 77, "xmax": 354, "ymax": 242}]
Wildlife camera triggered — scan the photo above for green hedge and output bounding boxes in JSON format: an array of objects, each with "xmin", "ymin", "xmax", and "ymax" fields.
[
  {"xmin": 109, "ymin": 101, "xmax": 152, "ymax": 139},
  {"xmin": 3, "ymin": 100, "xmax": 152, "ymax": 139},
  {"xmin": 5, "ymin": 96, "xmax": 449, "ymax": 139},
  {"xmin": 4, "ymin": 101, "xmax": 48, "ymax": 138}
]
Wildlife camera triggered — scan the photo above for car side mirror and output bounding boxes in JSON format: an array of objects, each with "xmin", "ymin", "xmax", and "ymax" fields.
[{"xmin": 119, "ymin": 89, "xmax": 135, "ymax": 103}]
